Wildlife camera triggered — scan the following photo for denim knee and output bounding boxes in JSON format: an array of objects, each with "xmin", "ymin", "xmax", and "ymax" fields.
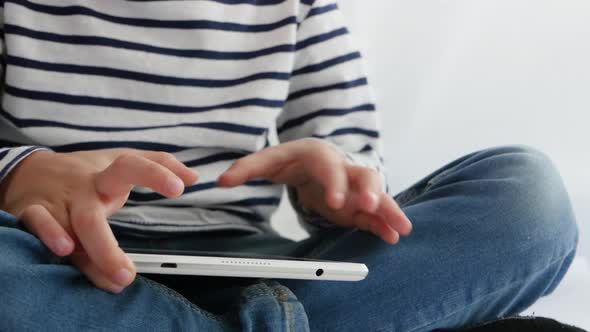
[{"xmin": 482, "ymin": 146, "xmax": 579, "ymax": 270}]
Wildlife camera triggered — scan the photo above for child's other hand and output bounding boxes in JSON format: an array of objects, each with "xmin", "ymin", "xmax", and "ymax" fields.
[
  {"xmin": 0, "ymin": 149, "xmax": 198, "ymax": 294},
  {"xmin": 218, "ymin": 139, "xmax": 412, "ymax": 244}
]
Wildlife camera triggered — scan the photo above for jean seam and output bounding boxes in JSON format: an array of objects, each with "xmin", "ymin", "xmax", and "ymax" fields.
[
  {"xmin": 138, "ymin": 275, "xmax": 223, "ymax": 323},
  {"xmin": 395, "ymin": 168, "xmax": 455, "ymax": 209},
  {"xmin": 395, "ymin": 188, "xmax": 421, "ymax": 208},
  {"xmin": 424, "ymin": 167, "xmax": 454, "ymax": 191},
  {"xmin": 270, "ymin": 285, "xmax": 300, "ymax": 332},
  {"xmin": 243, "ymin": 281, "xmax": 301, "ymax": 331},
  {"xmin": 242, "ymin": 281, "xmax": 298, "ymax": 302},
  {"xmin": 406, "ymin": 246, "xmax": 577, "ymax": 332}
]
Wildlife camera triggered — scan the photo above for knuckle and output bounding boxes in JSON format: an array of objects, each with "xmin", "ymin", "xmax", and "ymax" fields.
[
  {"xmin": 113, "ymin": 154, "xmax": 135, "ymax": 168},
  {"xmin": 21, "ymin": 204, "xmax": 40, "ymax": 217},
  {"xmin": 72, "ymin": 211, "xmax": 97, "ymax": 230},
  {"xmin": 231, "ymin": 158, "xmax": 247, "ymax": 169},
  {"xmin": 313, "ymin": 140, "xmax": 332, "ymax": 155},
  {"xmin": 145, "ymin": 161, "xmax": 165, "ymax": 176},
  {"xmin": 19, "ymin": 203, "xmax": 49, "ymax": 222},
  {"xmin": 317, "ymin": 140, "xmax": 341, "ymax": 158},
  {"xmin": 156, "ymin": 151, "xmax": 176, "ymax": 164},
  {"xmin": 102, "ymin": 252, "xmax": 123, "ymax": 268}
]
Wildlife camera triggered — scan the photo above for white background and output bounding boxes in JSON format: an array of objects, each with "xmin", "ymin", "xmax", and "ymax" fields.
[{"xmin": 272, "ymin": 0, "xmax": 590, "ymax": 328}]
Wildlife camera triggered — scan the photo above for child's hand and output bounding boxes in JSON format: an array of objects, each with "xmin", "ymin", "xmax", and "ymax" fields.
[
  {"xmin": 0, "ymin": 149, "xmax": 198, "ymax": 293},
  {"xmin": 218, "ymin": 140, "xmax": 412, "ymax": 244}
]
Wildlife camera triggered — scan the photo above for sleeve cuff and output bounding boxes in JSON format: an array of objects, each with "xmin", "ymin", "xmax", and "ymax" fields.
[
  {"xmin": 0, "ymin": 146, "xmax": 53, "ymax": 184},
  {"xmin": 287, "ymin": 185, "xmax": 340, "ymax": 233}
]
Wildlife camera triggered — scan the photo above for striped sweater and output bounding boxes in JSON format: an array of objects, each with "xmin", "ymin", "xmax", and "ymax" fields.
[{"xmin": 0, "ymin": 0, "xmax": 386, "ymax": 235}]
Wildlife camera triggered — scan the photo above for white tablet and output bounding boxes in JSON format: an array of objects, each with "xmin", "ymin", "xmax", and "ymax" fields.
[{"xmin": 125, "ymin": 249, "xmax": 368, "ymax": 282}]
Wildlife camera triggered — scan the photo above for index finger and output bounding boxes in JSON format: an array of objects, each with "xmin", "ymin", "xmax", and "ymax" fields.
[
  {"xmin": 218, "ymin": 140, "xmax": 349, "ymax": 209},
  {"xmin": 217, "ymin": 143, "xmax": 295, "ymax": 187},
  {"xmin": 95, "ymin": 154, "xmax": 185, "ymax": 201},
  {"xmin": 377, "ymin": 193, "xmax": 413, "ymax": 236},
  {"xmin": 70, "ymin": 200, "xmax": 135, "ymax": 289}
]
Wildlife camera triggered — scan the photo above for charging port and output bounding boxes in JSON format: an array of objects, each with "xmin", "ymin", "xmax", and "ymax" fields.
[{"xmin": 161, "ymin": 263, "xmax": 177, "ymax": 268}]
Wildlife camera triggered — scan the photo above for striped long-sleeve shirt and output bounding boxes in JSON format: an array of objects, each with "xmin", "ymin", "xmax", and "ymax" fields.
[{"xmin": 0, "ymin": 0, "xmax": 387, "ymax": 235}]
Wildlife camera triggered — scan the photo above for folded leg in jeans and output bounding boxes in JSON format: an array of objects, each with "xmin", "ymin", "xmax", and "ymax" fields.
[
  {"xmin": 279, "ymin": 145, "xmax": 579, "ymax": 331},
  {"xmin": 0, "ymin": 146, "xmax": 578, "ymax": 331}
]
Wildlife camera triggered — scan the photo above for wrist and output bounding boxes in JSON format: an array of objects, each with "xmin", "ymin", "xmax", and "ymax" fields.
[
  {"xmin": 0, "ymin": 149, "xmax": 54, "ymax": 207},
  {"xmin": 287, "ymin": 186, "xmax": 337, "ymax": 229}
]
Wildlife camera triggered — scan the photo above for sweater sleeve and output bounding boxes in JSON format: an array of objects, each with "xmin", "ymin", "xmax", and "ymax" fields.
[
  {"xmin": 0, "ymin": 7, "xmax": 51, "ymax": 187},
  {"xmin": 277, "ymin": 0, "xmax": 389, "ymax": 233}
]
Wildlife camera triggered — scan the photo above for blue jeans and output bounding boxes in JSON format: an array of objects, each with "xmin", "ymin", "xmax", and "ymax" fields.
[{"xmin": 0, "ymin": 146, "xmax": 578, "ymax": 331}]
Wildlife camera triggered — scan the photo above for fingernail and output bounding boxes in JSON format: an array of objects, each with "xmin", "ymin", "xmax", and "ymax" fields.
[
  {"xmin": 368, "ymin": 192, "xmax": 379, "ymax": 203},
  {"xmin": 113, "ymin": 268, "xmax": 132, "ymax": 286},
  {"xmin": 109, "ymin": 284, "xmax": 124, "ymax": 294},
  {"xmin": 166, "ymin": 177, "xmax": 184, "ymax": 194},
  {"xmin": 53, "ymin": 237, "xmax": 71, "ymax": 255},
  {"xmin": 333, "ymin": 192, "xmax": 345, "ymax": 207},
  {"xmin": 368, "ymin": 192, "xmax": 379, "ymax": 211}
]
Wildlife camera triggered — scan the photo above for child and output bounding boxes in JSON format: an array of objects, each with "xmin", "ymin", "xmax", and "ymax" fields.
[{"xmin": 0, "ymin": 0, "xmax": 578, "ymax": 331}]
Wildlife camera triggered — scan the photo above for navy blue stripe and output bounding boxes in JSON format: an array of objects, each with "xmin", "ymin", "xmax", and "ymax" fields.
[
  {"xmin": 8, "ymin": 0, "xmax": 297, "ymax": 32},
  {"xmin": 223, "ymin": 197, "xmax": 281, "ymax": 207},
  {"xmin": 184, "ymin": 152, "xmax": 246, "ymax": 167},
  {"xmin": 0, "ymin": 150, "xmax": 10, "ymax": 160},
  {"xmin": 296, "ymin": 27, "xmax": 348, "ymax": 51},
  {"xmin": 359, "ymin": 144, "xmax": 374, "ymax": 153},
  {"xmin": 128, "ymin": 179, "xmax": 275, "ymax": 202},
  {"xmin": 1, "ymin": 109, "xmax": 267, "ymax": 135},
  {"xmin": 4, "ymin": 85, "xmax": 284, "ymax": 114},
  {"xmin": 128, "ymin": 181, "xmax": 218, "ymax": 202},
  {"xmin": 0, "ymin": 146, "xmax": 37, "ymax": 180},
  {"xmin": 277, "ymin": 103, "xmax": 375, "ymax": 133},
  {"xmin": 130, "ymin": 197, "xmax": 281, "ymax": 209},
  {"xmin": 4, "ymin": 24, "xmax": 295, "ymax": 60},
  {"xmin": 301, "ymin": 0, "xmax": 315, "ymax": 5},
  {"xmin": 214, "ymin": 0, "xmax": 285, "ymax": 5},
  {"xmin": 126, "ymin": 0, "xmax": 286, "ymax": 5},
  {"xmin": 312, "ymin": 127, "xmax": 379, "ymax": 139},
  {"xmin": 287, "ymin": 78, "xmax": 368, "ymax": 101},
  {"xmin": 51, "ymin": 141, "xmax": 194, "ymax": 153},
  {"xmin": 292, "ymin": 52, "xmax": 361, "ymax": 76},
  {"xmin": 124, "ymin": 196, "xmax": 280, "ymax": 208},
  {"xmin": 8, "ymin": 56, "xmax": 291, "ymax": 88},
  {"xmin": 306, "ymin": 3, "xmax": 338, "ymax": 19},
  {"xmin": 244, "ymin": 179, "xmax": 275, "ymax": 186}
]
